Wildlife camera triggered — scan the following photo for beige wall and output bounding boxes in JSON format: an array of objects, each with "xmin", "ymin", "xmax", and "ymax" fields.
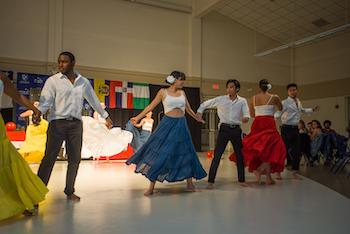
[
  {"xmin": 1, "ymin": 0, "xmax": 349, "ymax": 105},
  {"xmin": 301, "ymin": 96, "xmax": 349, "ymax": 136},
  {"xmin": 0, "ymin": 0, "xmax": 191, "ymax": 76},
  {"xmin": 0, "ymin": 0, "xmax": 49, "ymax": 61},
  {"xmin": 62, "ymin": 0, "xmax": 190, "ymax": 74},
  {"xmin": 294, "ymin": 31, "xmax": 350, "ymax": 85},
  {"xmin": 201, "ymin": 12, "xmax": 291, "ymax": 85}
]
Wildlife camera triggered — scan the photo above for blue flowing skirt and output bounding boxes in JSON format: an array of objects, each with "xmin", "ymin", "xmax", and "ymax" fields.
[
  {"xmin": 125, "ymin": 121, "xmax": 151, "ymax": 152},
  {"xmin": 126, "ymin": 116, "xmax": 207, "ymax": 182}
]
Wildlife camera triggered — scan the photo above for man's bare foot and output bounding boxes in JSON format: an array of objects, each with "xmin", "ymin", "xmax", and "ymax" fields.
[
  {"xmin": 23, "ymin": 209, "xmax": 37, "ymax": 216},
  {"xmin": 239, "ymin": 182, "xmax": 250, "ymax": 187},
  {"xmin": 144, "ymin": 190, "xmax": 154, "ymax": 196},
  {"xmin": 67, "ymin": 194, "xmax": 81, "ymax": 201},
  {"xmin": 206, "ymin": 183, "xmax": 214, "ymax": 190}
]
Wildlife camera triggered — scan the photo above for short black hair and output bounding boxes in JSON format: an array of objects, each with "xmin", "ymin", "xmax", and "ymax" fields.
[
  {"xmin": 226, "ymin": 79, "xmax": 240, "ymax": 90},
  {"xmin": 287, "ymin": 83, "xmax": 298, "ymax": 90},
  {"xmin": 259, "ymin": 79, "xmax": 270, "ymax": 92},
  {"xmin": 59, "ymin": 51, "xmax": 75, "ymax": 62},
  {"xmin": 323, "ymin": 120, "xmax": 332, "ymax": 126}
]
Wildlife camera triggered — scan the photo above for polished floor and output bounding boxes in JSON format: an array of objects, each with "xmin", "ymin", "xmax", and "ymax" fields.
[{"xmin": 1, "ymin": 153, "xmax": 350, "ymax": 234}]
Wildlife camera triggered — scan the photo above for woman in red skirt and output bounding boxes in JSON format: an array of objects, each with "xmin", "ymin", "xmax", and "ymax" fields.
[{"xmin": 242, "ymin": 79, "xmax": 286, "ymax": 185}]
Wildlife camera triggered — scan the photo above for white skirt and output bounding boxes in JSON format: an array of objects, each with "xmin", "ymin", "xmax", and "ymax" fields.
[{"xmin": 81, "ymin": 116, "xmax": 133, "ymax": 159}]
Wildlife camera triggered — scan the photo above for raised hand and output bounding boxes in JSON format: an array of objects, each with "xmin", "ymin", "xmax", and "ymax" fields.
[
  {"xmin": 32, "ymin": 110, "xmax": 42, "ymax": 125},
  {"xmin": 130, "ymin": 117, "xmax": 139, "ymax": 126},
  {"xmin": 105, "ymin": 117, "xmax": 113, "ymax": 129},
  {"xmin": 313, "ymin": 105, "xmax": 320, "ymax": 112}
]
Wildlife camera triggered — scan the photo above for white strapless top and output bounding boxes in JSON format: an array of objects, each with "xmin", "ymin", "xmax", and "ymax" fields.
[
  {"xmin": 142, "ymin": 120, "xmax": 153, "ymax": 132},
  {"xmin": 0, "ymin": 80, "xmax": 4, "ymax": 107},
  {"xmin": 254, "ymin": 105, "xmax": 275, "ymax": 116},
  {"xmin": 162, "ymin": 89, "xmax": 186, "ymax": 114}
]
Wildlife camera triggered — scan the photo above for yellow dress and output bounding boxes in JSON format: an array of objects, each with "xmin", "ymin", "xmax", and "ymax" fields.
[
  {"xmin": 0, "ymin": 114, "xmax": 48, "ymax": 221},
  {"xmin": 18, "ymin": 118, "xmax": 48, "ymax": 163}
]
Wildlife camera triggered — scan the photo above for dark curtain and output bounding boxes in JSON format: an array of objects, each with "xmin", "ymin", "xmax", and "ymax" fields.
[
  {"xmin": 106, "ymin": 85, "xmax": 202, "ymax": 152},
  {"xmin": 106, "ymin": 109, "xmax": 142, "ymax": 128},
  {"xmin": 0, "ymin": 108, "xmax": 13, "ymax": 123}
]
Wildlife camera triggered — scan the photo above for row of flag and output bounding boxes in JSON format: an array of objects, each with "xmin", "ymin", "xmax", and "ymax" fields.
[{"xmin": 93, "ymin": 80, "xmax": 150, "ymax": 110}]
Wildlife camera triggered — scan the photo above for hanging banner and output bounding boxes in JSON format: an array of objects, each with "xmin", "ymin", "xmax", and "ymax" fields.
[{"xmin": 15, "ymin": 73, "xmax": 49, "ymax": 128}]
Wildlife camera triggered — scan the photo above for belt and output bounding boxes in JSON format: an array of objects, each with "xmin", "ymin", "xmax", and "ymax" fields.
[
  {"xmin": 64, "ymin": 117, "xmax": 80, "ymax": 121},
  {"xmin": 282, "ymin": 124, "xmax": 298, "ymax": 129},
  {"xmin": 221, "ymin": 123, "xmax": 240, "ymax": 129}
]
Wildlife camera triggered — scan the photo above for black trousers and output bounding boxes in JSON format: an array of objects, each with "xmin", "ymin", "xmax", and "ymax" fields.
[
  {"xmin": 281, "ymin": 125, "xmax": 301, "ymax": 171},
  {"xmin": 208, "ymin": 124, "xmax": 245, "ymax": 183},
  {"xmin": 37, "ymin": 119, "xmax": 83, "ymax": 195}
]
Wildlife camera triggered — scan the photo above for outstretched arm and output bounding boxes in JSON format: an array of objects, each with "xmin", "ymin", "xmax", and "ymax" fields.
[
  {"xmin": 20, "ymin": 110, "xmax": 34, "ymax": 118},
  {"xmin": 1, "ymin": 73, "xmax": 41, "ymax": 121},
  {"xmin": 131, "ymin": 89, "xmax": 163, "ymax": 125}
]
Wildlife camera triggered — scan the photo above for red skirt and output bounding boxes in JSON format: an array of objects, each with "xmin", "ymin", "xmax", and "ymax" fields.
[{"xmin": 242, "ymin": 116, "xmax": 286, "ymax": 173}]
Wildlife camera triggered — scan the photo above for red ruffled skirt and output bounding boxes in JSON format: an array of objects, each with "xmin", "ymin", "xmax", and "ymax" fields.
[{"xmin": 241, "ymin": 116, "xmax": 286, "ymax": 173}]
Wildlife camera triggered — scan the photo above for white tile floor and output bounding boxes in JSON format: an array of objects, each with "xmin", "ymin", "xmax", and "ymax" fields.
[{"xmin": 1, "ymin": 154, "xmax": 350, "ymax": 234}]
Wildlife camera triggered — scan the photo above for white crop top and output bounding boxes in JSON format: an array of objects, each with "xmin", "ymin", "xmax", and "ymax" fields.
[
  {"xmin": 162, "ymin": 89, "xmax": 186, "ymax": 114},
  {"xmin": 253, "ymin": 95, "xmax": 276, "ymax": 116},
  {"xmin": 0, "ymin": 80, "xmax": 3, "ymax": 107},
  {"xmin": 142, "ymin": 120, "xmax": 153, "ymax": 132}
]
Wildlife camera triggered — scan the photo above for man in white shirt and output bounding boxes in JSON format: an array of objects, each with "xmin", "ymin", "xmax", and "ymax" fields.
[
  {"xmin": 196, "ymin": 79, "xmax": 250, "ymax": 188},
  {"xmin": 37, "ymin": 52, "xmax": 113, "ymax": 201},
  {"xmin": 278, "ymin": 83, "xmax": 319, "ymax": 179}
]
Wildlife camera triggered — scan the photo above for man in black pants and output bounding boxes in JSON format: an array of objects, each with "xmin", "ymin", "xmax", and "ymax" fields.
[
  {"xmin": 196, "ymin": 79, "xmax": 250, "ymax": 189},
  {"xmin": 277, "ymin": 83, "xmax": 318, "ymax": 179},
  {"xmin": 37, "ymin": 52, "xmax": 113, "ymax": 201}
]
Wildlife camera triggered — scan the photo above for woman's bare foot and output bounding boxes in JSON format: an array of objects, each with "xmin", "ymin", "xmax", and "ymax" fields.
[
  {"xmin": 254, "ymin": 170, "xmax": 262, "ymax": 184},
  {"xmin": 144, "ymin": 181, "xmax": 156, "ymax": 196},
  {"xmin": 186, "ymin": 184, "xmax": 196, "ymax": 192},
  {"xmin": 275, "ymin": 173, "xmax": 283, "ymax": 180},
  {"xmin": 144, "ymin": 190, "xmax": 154, "ymax": 196},
  {"xmin": 186, "ymin": 179, "xmax": 196, "ymax": 192},
  {"xmin": 292, "ymin": 172, "xmax": 302, "ymax": 180},
  {"xmin": 266, "ymin": 174, "xmax": 276, "ymax": 185}
]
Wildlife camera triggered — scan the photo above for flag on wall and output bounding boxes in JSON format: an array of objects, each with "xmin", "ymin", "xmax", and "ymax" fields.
[
  {"xmin": 132, "ymin": 83, "xmax": 150, "ymax": 110},
  {"xmin": 93, "ymin": 79, "xmax": 110, "ymax": 104},
  {"xmin": 116, "ymin": 81, "xmax": 133, "ymax": 109},
  {"xmin": 109, "ymin": 81, "xmax": 150, "ymax": 109}
]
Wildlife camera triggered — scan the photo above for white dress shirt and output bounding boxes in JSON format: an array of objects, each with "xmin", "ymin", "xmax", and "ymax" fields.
[
  {"xmin": 39, "ymin": 72, "xmax": 108, "ymax": 122},
  {"xmin": 197, "ymin": 95, "xmax": 250, "ymax": 125},
  {"xmin": 277, "ymin": 96, "xmax": 313, "ymax": 126}
]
